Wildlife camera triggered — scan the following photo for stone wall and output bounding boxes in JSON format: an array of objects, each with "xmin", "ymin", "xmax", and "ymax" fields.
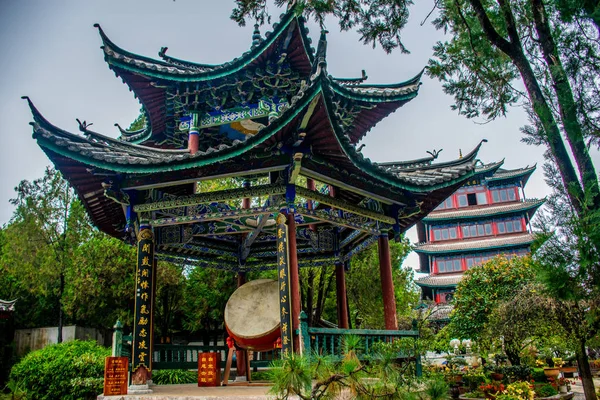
[{"xmin": 14, "ymin": 326, "xmax": 104, "ymax": 355}]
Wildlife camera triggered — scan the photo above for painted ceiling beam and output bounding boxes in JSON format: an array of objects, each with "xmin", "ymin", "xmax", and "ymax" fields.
[
  {"xmin": 134, "ymin": 183, "xmax": 285, "ymax": 213},
  {"xmin": 296, "ymin": 186, "xmax": 394, "ymax": 224},
  {"xmin": 150, "ymin": 205, "xmax": 280, "ymax": 227}
]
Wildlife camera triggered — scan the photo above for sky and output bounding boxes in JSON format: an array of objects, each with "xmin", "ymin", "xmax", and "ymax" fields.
[{"xmin": 1, "ymin": 1, "xmax": 597, "ymax": 269}]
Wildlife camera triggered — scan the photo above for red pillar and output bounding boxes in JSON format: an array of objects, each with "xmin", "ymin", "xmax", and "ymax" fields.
[
  {"xmin": 236, "ymin": 180, "xmax": 250, "ymax": 376},
  {"xmin": 378, "ymin": 234, "xmax": 398, "ymax": 330},
  {"xmin": 287, "ymin": 212, "xmax": 301, "ymax": 352},
  {"xmin": 335, "ymin": 263, "xmax": 349, "ymax": 329}
]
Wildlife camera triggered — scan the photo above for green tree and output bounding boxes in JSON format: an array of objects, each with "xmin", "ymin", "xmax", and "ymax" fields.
[
  {"xmin": 346, "ymin": 238, "xmax": 417, "ymax": 329},
  {"xmin": 532, "ymin": 170, "xmax": 600, "ymax": 399},
  {"xmin": 449, "ymin": 255, "xmax": 535, "ymax": 364},
  {"xmin": 485, "ymin": 283, "xmax": 564, "ymax": 366},
  {"xmin": 3, "ymin": 167, "xmax": 91, "ymax": 342},
  {"xmin": 426, "ymin": 0, "xmax": 599, "ymax": 217},
  {"xmin": 181, "ymin": 267, "xmax": 237, "ymax": 333},
  {"xmin": 231, "ymin": 0, "xmax": 413, "ymax": 53},
  {"xmin": 63, "ymin": 233, "xmax": 136, "ymax": 330}
]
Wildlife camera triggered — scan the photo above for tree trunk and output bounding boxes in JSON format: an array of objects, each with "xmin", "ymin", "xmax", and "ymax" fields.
[
  {"xmin": 505, "ymin": 347, "xmax": 521, "ymax": 366},
  {"xmin": 306, "ymin": 269, "xmax": 315, "ymax": 326},
  {"xmin": 468, "ymin": 0, "xmax": 586, "ymax": 214},
  {"xmin": 530, "ymin": 0, "xmax": 600, "ymax": 208},
  {"xmin": 314, "ymin": 267, "xmax": 328, "ymax": 324},
  {"xmin": 576, "ymin": 340, "xmax": 597, "ymax": 400},
  {"xmin": 57, "ymin": 273, "xmax": 65, "ymax": 343}
]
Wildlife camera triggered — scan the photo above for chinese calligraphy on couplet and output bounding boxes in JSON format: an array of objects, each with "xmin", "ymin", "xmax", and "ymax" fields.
[{"xmin": 276, "ymin": 215, "xmax": 293, "ymax": 356}]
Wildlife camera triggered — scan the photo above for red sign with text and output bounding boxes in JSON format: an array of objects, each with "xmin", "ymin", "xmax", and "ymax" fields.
[
  {"xmin": 103, "ymin": 357, "xmax": 128, "ymax": 396},
  {"xmin": 198, "ymin": 352, "xmax": 221, "ymax": 387}
]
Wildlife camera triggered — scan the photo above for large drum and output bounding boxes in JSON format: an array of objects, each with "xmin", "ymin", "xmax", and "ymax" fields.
[{"xmin": 224, "ymin": 279, "xmax": 280, "ymax": 351}]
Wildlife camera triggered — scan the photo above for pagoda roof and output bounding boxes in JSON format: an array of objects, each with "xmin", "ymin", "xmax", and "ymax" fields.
[
  {"xmin": 414, "ymin": 232, "xmax": 535, "ymax": 254},
  {"xmin": 0, "ymin": 299, "xmax": 17, "ymax": 312},
  {"xmin": 416, "ymin": 273, "xmax": 463, "ymax": 288},
  {"xmin": 474, "ymin": 160, "xmax": 504, "ymax": 176},
  {"xmin": 95, "ymin": 6, "xmax": 425, "ymax": 146},
  {"xmin": 487, "ymin": 165, "xmax": 537, "ymax": 186},
  {"xmin": 426, "ymin": 304, "xmax": 454, "ymax": 321},
  {"xmin": 25, "ymin": 68, "xmax": 482, "ymax": 192},
  {"xmin": 423, "ymin": 198, "xmax": 544, "ymax": 223}
]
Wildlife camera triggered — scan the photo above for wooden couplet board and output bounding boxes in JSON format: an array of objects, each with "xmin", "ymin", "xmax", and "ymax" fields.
[
  {"xmin": 103, "ymin": 357, "xmax": 128, "ymax": 396},
  {"xmin": 198, "ymin": 352, "xmax": 221, "ymax": 387},
  {"xmin": 132, "ymin": 227, "xmax": 155, "ymax": 374},
  {"xmin": 276, "ymin": 213, "xmax": 293, "ymax": 356}
]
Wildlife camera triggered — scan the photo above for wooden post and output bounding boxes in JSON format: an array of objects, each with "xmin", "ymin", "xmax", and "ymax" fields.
[
  {"xmin": 235, "ymin": 271, "xmax": 247, "ymax": 378},
  {"xmin": 378, "ymin": 233, "xmax": 398, "ymax": 330},
  {"xmin": 287, "ymin": 212, "xmax": 301, "ymax": 353},
  {"xmin": 236, "ymin": 179, "xmax": 250, "ymax": 377},
  {"xmin": 335, "ymin": 263, "xmax": 349, "ymax": 329},
  {"xmin": 112, "ymin": 320, "xmax": 123, "ymax": 357},
  {"xmin": 188, "ymin": 113, "xmax": 199, "ymax": 155},
  {"xmin": 130, "ymin": 224, "xmax": 155, "ymax": 391}
]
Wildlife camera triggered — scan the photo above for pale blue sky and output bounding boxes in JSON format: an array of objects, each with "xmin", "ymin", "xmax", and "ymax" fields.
[{"xmin": 1, "ymin": 1, "xmax": 594, "ymax": 268}]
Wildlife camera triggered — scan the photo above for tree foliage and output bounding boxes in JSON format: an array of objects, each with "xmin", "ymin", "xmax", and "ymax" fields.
[
  {"xmin": 231, "ymin": 0, "xmax": 413, "ymax": 53},
  {"xmin": 346, "ymin": 237, "xmax": 418, "ymax": 329},
  {"xmin": 450, "ymin": 255, "xmax": 535, "ymax": 343},
  {"xmin": 427, "ymin": 0, "xmax": 600, "ymax": 217}
]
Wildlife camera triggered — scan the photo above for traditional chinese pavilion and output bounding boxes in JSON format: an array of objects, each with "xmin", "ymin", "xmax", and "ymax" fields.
[
  {"xmin": 415, "ymin": 162, "xmax": 543, "ymax": 314},
  {"xmin": 25, "ymin": 6, "xmax": 486, "ymax": 387}
]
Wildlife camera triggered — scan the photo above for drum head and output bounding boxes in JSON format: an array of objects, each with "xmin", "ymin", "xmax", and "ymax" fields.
[{"xmin": 224, "ymin": 279, "xmax": 279, "ymax": 340}]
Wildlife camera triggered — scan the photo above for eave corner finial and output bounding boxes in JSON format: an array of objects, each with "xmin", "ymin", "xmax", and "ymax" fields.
[
  {"xmin": 76, "ymin": 118, "xmax": 94, "ymax": 133},
  {"xmin": 426, "ymin": 148, "xmax": 442, "ymax": 159}
]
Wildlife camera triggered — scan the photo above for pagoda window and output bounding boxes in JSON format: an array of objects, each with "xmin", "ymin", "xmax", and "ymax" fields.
[
  {"xmin": 436, "ymin": 257, "xmax": 462, "ymax": 273},
  {"xmin": 496, "ymin": 218, "xmax": 523, "ymax": 234},
  {"xmin": 432, "ymin": 226, "xmax": 458, "ymax": 242},
  {"xmin": 435, "ymin": 197, "xmax": 454, "ymax": 211},
  {"xmin": 491, "ymin": 186, "xmax": 518, "ymax": 203},
  {"xmin": 462, "ymin": 222, "xmax": 493, "ymax": 238},
  {"xmin": 457, "ymin": 185, "xmax": 488, "ymax": 207},
  {"xmin": 476, "ymin": 192, "xmax": 488, "ymax": 205}
]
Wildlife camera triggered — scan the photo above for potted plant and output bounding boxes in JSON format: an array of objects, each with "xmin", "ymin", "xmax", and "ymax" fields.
[
  {"xmin": 557, "ymin": 377, "xmax": 573, "ymax": 393},
  {"xmin": 542, "ymin": 358, "xmax": 561, "ymax": 380}
]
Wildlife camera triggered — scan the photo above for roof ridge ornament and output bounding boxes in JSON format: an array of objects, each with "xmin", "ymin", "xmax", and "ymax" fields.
[
  {"xmin": 311, "ymin": 30, "xmax": 328, "ymax": 78},
  {"xmin": 251, "ymin": 24, "xmax": 263, "ymax": 48}
]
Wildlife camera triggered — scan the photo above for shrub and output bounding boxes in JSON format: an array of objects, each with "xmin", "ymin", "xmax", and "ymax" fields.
[
  {"xmin": 151, "ymin": 369, "xmax": 197, "ymax": 385},
  {"xmin": 531, "ymin": 368, "xmax": 546, "ymax": 382},
  {"xmin": 503, "ymin": 381, "xmax": 535, "ymax": 400},
  {"xmin": 9, "ymin": 340, "xmax": 109, "ymax": 400},
  {"xmin": 424, "ymin": 378, "xmax": 449, "ymax": 400},
  {"xmin": 534, "ymin": 383, "xmax": 558, "ymax": 398}
]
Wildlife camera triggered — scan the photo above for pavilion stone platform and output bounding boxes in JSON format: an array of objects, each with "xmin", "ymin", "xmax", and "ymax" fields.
[{"xmin": 97, "ymin": 383, "xmax": 272, "ymax": 400}]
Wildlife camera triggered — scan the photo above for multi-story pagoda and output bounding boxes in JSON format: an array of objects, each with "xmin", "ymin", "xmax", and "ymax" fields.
[
  {"xmin": 415, "ymin": 162, "xmax": 543, "ymax": 307},
  {"xmin": 25, "ymin": 5, "xmax": 487, "ymax": 387}
]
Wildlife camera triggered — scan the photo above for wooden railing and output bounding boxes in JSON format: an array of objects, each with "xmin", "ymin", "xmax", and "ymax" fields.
[
  {"xmin": 115, "ymin": 315, "xmax": 422, "ymax": 376},
  {"xmin": 301, "ymin": 313, "xmax": 422, "ymax": 376}
]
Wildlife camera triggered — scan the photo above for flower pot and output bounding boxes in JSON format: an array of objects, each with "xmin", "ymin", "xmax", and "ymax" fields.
[
  {"xmin": 543, "ymin": 367, "xmax": 560, "ymax": 380},
  {"xmin": 490, "ymin": 373, "xmax": 504, "ymax": 381},
  {"xmin": 559, "ymin": 385, "xmax": 568, "ymax": 393},
  {"xmin": 560, "ymin": 366, "xmax": 577, "ymax": 378}
]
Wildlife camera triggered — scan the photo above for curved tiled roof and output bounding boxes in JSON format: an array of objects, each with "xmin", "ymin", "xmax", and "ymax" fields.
[
  {"xmin": 26, "ymin": 70, "xmax": 483, "ymax": 192},
  {"xmin": 424, "ymin": 198, "xmax": 544, "ymax": 222},
  {"xmin": 0, "ymin": 299, "xmax": 17, "ymax": 312},
  {"xmin": 416, "ymin": 273, "xmax": 464, "ymax": 288},
  {"xmin": 414, "ymin": 232, "xmax": 535, "ymax": 254},
  {"xmin": 487, "ymin": 165, "xmax": 537, "ymax": 185}
]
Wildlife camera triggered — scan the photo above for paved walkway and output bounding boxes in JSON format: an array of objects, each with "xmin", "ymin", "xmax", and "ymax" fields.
[
  {"xmin": 98, "ymin": 384, "xmax": 274, "ymax": 400},
  {"xmin": 569, "ymin": 377, "xmax": 600, "ymax": 399}
]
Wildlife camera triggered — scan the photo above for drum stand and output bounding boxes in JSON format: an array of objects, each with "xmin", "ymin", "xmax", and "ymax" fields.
[{"xmin": 222, "ymin": 346, "xmax": 252, "ymax": 386}]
